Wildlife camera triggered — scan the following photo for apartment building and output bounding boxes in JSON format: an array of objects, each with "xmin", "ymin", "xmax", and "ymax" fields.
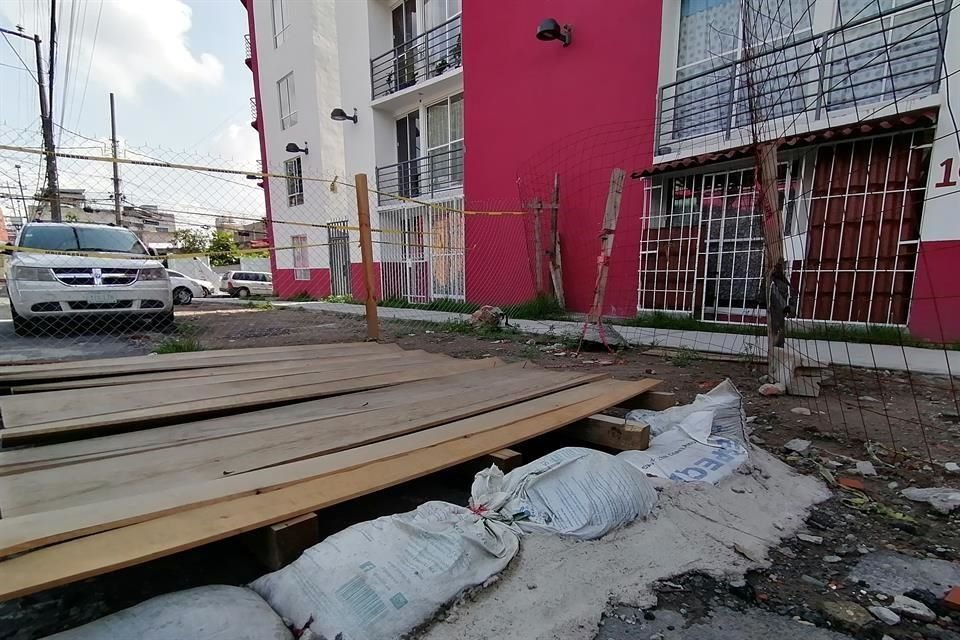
[
  {"xmin": 638, "ymin": 0, "xmax": 960, "ymax": 341},
  {"xmin": 243, "ymin": 0, "xmax": 960, "ymax": 341}
]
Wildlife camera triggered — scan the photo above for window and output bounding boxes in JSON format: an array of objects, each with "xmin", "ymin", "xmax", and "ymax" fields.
[
  {"xmin": 292, "ymin": 235, "xmax": 309, "ymax": 281},
  {"xmin": 426, "ymin": 93, "xmax": 464, "ymax": 191},
  {"xmin": 285, "ymin": 157, "xmax": 304, "ymax": 206},
  {"xmin": 278, "ymin": 73, "xmax": 298, "ymax": 130},
  {"xmin": 167, "ymin": 270, "xmax": 185, "ymax": 278},
  {"xmin": 272, "ymin": 0, "xmax": 290, "ymax": 48}
]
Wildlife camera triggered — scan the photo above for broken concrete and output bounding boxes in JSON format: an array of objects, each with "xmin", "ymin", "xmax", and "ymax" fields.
[
  {"xmin": 819, "ymin": 600, "xmax": 873, "ymax": 631},
  {"xmin": 784, "ymin": 439, "xmax": 812, "ymax": 454},
  {"xmin": 849, "ymin": 551, "xmax": 960, "ymax": 599},
  {"xmin": 422, "ymin": 449, "xmax": 829, "ymax": 640},
  {"xmin": 889, "ymin": 594, "xmax": 937, "ymax": 622},
  {"xmin": 868, "ymin": 605, "xmax": 901, "ymax": 626}
]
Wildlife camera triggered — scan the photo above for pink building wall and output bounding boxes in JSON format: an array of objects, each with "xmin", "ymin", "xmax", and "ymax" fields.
[{"xmin": 462, "ymin": 0, "xmax": 662, "ymax": 315}]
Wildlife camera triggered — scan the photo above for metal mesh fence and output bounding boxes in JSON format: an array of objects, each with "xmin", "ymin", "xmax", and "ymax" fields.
[{"xmin": 2, "ymin": 114, "xmax": 959, "ymax": 467}]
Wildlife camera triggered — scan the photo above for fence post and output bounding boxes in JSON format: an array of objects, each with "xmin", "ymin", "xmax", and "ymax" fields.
[{"xmin": 354, "ymin": 173, "xmax": 380, "ymax": 340}]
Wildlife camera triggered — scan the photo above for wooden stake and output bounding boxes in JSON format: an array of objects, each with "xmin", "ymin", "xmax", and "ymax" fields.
[
  {"xmin": 587, "ymin": 169, "xmax": 626, "ymax": 324},
  {"xmin": 354, "ymin": 173, "xmax": 380, "ymax": 341},
  {"xmin": 549, "ymin": 173, "xmax": 565, "ymax": 307},
  {"xmin": 533, "ymin": 198, "xmax": 544, "ymax": 294},
  {"xmin": 755, "ymin": 143, "xmax": 788, "ymax": 379}
]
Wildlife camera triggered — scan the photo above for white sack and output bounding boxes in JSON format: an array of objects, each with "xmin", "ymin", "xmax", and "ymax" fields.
[
  {"xmin": 626, "ymin": 378, "xmax": 747, "ymax": 443},
  {"xmin": 618, "ymin": 409, "xmax": 749, "ymax": 484},
  {"xmin": 469, "ymin": 447, "xmax": 658, "ymax": 540},
  {"xmin": 250, "ymin": 501, "xmax": 519, "ymax": 640},
  {"xmin": 44, "ymin": 586, "xmax": 292, "ymax": 640}
]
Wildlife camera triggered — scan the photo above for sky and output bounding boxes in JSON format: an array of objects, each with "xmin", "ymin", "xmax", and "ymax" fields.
[{"xmin": 0, "ymin": 0, "xmax": 263, "ymax": 228}]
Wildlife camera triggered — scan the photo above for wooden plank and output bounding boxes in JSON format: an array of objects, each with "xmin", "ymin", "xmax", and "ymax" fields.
[
  {"xmin": 0, "ymin": 378, "xmax": 659, "ymax": 561},
  {"xmin": 11, "ymin": 350, "xmax": 418, "ymax": 393},
  {"xmin": 354, "ymin": 173, "xmax": 380, "ymax": 341},
  {"xmin": 243, "ymin": 513, "xmax": 319, "ymax": 571},
  {"xmin": 0, "ymin": 378, "xmax": 657, "ymax": 598},
  {"xmin": 0, "ymin": 367, "xmax": 603, "ymax": 515},
  {"xmin": 483, "ymin": 449, "xmax": 524, "ymax": 473},
  {"xmin": 0, "ymin": 364, "xmax": 534, "ymax": 476},
  {"xmin": 0, "ymin": 342, "xmax": 398, "ymax": 384},
  {"xmin": 565, "ymin": 414, "xmax": 650, "ymax": 451},
  {"xmin": 0, "ymin": 357, "xmax": 499, "ymax": 446},
  {"xmin": 586, "ymin": 169, "xmax": 625, "ymax": 325}
]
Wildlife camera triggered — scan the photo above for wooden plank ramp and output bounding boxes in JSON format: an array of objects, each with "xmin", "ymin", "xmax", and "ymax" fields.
[
  {"xmin": 0, "ymin": 342, "xmax": 398, "ymax": 386},
  {"xmin": 0, "ymin": 378, "xmax": 657, "ymax": 600},
  {"xmin": 0, "ymin": 355, "xmax": 497, "ymax": 445}
]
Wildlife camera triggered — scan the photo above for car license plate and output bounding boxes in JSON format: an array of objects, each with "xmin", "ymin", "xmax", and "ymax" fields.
[{"xmin": 88, "ymin": 293, "xmax": 117, "ymax": 304}]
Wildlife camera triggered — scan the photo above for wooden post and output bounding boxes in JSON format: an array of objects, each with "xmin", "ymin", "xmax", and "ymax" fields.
[
  {"xmin": 549, "ymin": 173, "xmax": 565, "ymax": 307},
  {"xmin": 533, "ymin": 198, "xmax": 544, "ymax": 294},
  {"xmin": 755, "ymin": 143, "xmax": 788, "ymax": 380},
  {"xmin": 354, "ymin": 173, "xmax": 380, "ymax": 340},
  {"xmin": 587, "ymin": 168, "xmax": 626, "ymax": 324}
]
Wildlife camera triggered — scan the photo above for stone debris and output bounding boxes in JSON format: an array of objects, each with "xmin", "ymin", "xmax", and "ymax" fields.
[
  {"xmin": 784, "ymin": 439, "xmax": 812, "ymax": 454},
  {"xmin": 790, "ymin": 407, "xmax": 813, "ymax": 416},
  {"xmin": 945, "ymin": 462, "xmax": 959, "ymax": 474},
  {"xmin": 868, "ymin": 606, "xmax": 901, "ymax": 626},
  {"xmin": 855, "ymin": 461, "xmax": 878, "ymax": 477},
  {"xmin": 819, "ymin": 600, "xmax": 873, "ymax": 631},
  {"xmin": 823, "ymin": 555, "xmax": 842, "ymax": 563},
  {"xmin": 797, "ymin": 534, "xmax": 823, "ymax": 544},
  {"xmin": 758, "ymin": 382, "xmax": 786, "ymax": 396},
  {"xmin": 889, "ymin": 594, "xmax": 937, "ymax": 622},
  {"xmin": 901, "ymin": 487, "xmax": 960, "ymax": 514},
  {"xmin": 858, "ymin": 395, "xmax": 880, "ymax": 403}
]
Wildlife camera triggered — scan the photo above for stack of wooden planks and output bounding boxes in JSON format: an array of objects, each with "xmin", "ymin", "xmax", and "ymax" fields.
[{"xmin": 0, "ymin": 343, "xmax": 660, "ymax": 601}]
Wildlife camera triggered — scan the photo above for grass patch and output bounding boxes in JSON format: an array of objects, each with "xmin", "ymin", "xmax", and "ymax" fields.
[
  {"xmin": 246, "ymin": 300, "xmax": 275, "ymax": 310},
  {"xmin": 665, "ymin": 347, "xmax": 701, "ymax": 367},
  {"xmin": 379, "ymin": 297, "xmax": 481, "ymax": 314},
  {"xmin": 321, "ymin": 294, "xmax": 361, "ymax": 304},
  {"xmin": 287, "ymin": 291, "xmax": 317, "ymax": 302},
  {"xmin": 154, "ymin": 335, "xmax": 204, "ymax": 354},
  {"xmin": 442, "ymin": 319, "xmax": 518, "ymax": 338},
  {"xmin": 613, "ymin": 311, "xmax": 760, "ymax": 335},
  {"xmin": 503, "ymin": 294, "xmax": 568, "ymax": 321}
]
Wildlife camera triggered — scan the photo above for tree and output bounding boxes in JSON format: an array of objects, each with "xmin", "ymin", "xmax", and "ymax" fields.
[
  {"xmin": 209, "ymin": 230, "xmax": 239, "ymax": 266},
  {"xmin": 172, "ymin": 229, "xmax": 209, "ymax": 254}
]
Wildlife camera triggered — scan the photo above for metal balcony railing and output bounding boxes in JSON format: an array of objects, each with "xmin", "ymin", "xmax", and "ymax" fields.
[
  {"xmin": 370, "ymin": 15, "xmax": 462, "ymax": 100},
  {"xmin": 655, "ymin": 0, "xmax": 948, "ymax": 155},
  {"xmin": 249, "ymin": 97, "xmax": 258, "ymax": 129},
  {"xmin": 375, "ymin": 147, "xmax": 464, "ymax": 206},
  {"xmin": 244, "ymin": 34, "xmax": 252, "ymax": 65}
]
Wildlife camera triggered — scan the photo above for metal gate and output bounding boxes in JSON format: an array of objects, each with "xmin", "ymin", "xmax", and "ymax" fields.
[{"xmin": 327, "ymin": 220, "xmax": 352, "ymax": 297}]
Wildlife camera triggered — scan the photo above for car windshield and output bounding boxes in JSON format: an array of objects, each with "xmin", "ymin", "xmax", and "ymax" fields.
[{"xmin": 19, "ymin": 226, "xmax": 148, "ymax": 255}]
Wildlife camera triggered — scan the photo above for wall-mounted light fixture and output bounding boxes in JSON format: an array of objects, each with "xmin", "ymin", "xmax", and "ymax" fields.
[
  {"xmin": 536, "ymin": 18, "xmax": 572, "ymax": 46},
  {"xmin": 285, "ymin": 142, "xmax": 309, "ymax": 155},
  {"xmin": 330, "ymin": 108, "xmax": 358, "ymax": 124}
]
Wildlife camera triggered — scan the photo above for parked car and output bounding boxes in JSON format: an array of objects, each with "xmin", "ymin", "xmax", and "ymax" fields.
[
  {"xmin": 220, "ymin": 270, "xmax": 274, "ymax": 298},
  {"xmin": 167, "ymin": 269, "xmax": 213, "ymax": 305},
  {"xmin": 4, "ymin": 222, "xmax": 173, "ymax": 336}
]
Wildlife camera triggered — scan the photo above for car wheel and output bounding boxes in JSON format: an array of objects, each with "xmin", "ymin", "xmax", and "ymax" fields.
[
  {"xmin": 11, "ymin": 305, "xmax": 36, "ymax": 337},
  {"xmin": 236, "ymin": 287, "xmax": 250, "ymax": 299},
  {"xmin": 173, "ymin": 287, "xmax": 193, "ymax": 305}
]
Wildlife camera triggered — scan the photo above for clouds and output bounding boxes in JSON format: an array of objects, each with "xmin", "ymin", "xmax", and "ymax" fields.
[
  {"xmin": 1, "ymin": 0, "xmax": 223, "ymax": 100},
  {"xmin": 209, "ymin": 123, "xmax": 261, "ymax": 168}
]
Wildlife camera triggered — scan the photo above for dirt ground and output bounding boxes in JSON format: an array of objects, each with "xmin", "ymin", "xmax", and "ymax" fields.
[{"xmin": 6, "ymin": 306, "xmax": 953, "ymax": 640}]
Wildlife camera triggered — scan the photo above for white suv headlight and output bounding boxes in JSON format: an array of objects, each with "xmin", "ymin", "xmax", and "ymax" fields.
[
  {"xmin": 138, "ymin": 268, "xmax": 169, "ymax": 281},
  {"xmin": 11, "ymin": 266, "xmax": 56, "ymax": 281}
]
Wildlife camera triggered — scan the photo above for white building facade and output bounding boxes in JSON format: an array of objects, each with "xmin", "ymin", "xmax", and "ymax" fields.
[{"xmin": 243, "ymin": 0, "xmax": 465, "ymax": 301}]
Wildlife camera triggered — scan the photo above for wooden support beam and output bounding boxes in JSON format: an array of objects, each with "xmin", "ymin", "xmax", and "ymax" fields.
[
  {"xmin": 617, "ymin": 390, "xmax": 676, "ymax": 412},
  {"xmin": 244, "ymin": 512, "xmax": 319, "ymax": 571},
  {"xmin": 354, "ymin": 172, "xmax": 380, "ymax": 341},
  {"xmin": 482, "ymin": 448, "xmax": 524, "ymax": 473},
  {"xmin": 565, "ymin": 414, "xmax": 650, "ymax": 451}
]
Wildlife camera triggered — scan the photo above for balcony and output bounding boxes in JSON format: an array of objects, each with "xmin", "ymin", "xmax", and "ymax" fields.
[
  {"xmin": 375, "ymin": 147, "xmax": 464, "ymax": 206},
  {"xmin": 370, "ymin": 15, "xmax": 462, "ymax": 101},
  {"xmin": 655, "ymin": 0, "xmax": 946, "ymax": 156},
  {"xmin": 249, "ymin": 97, "xmax": 258, "ymax": 130},
  {"xmin": 244, "ymin": 34, "xmax": 252, "ymax": 69}
]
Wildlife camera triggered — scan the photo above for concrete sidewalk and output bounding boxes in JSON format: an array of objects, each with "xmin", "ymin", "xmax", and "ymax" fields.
[{"xmin": 194, "ymin": 298, "xmax": 960, "ymax": 377}]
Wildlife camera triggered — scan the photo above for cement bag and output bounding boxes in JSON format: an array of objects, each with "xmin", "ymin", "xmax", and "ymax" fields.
[
  {"xmin": 618, "ymin": 409, "xmax": 749, "ymax": 484},
  {"xmin": 470, "ymin": 447, "xmax": 658, "ymax": 540},
  {"xmin": 626, "ymin": 378, "xmax": 746, "ymax": 443},
  {"xmin": 44, "ymin": 586, "xmax": 292, "ymax": 640},
  {"xmin": 250, "ymin": 501, "xmax": 519, "ymax": 640}
]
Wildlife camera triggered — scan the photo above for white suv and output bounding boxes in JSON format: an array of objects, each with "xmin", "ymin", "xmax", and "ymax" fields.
[{"xmin": 5, "ymin": 222, "xmax": 173, "ymax": 336}]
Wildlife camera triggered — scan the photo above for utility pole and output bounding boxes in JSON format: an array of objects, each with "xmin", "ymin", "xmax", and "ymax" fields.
[
  {"xmin": 0, "ymin": 26, "xmax": 61, "ymax": 221},
  {"xmin": 34, "ymin": 33, "xmax": 61, "ymax": 222},
  {"xmin": 48, "ymin": 0, "xmax": 56, "ymax": 109},
  {"xmin": 14, "ymin": 164, "xmax": 27, "ymax": 221},
  {"xmin": 110, "ymin": 93, "xmax": 122, "ymax": 226}
]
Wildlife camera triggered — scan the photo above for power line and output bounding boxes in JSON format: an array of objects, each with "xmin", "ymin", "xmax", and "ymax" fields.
[{"xmin": 1, "ymin": 30, "xmax": 38, "ymax": 83}]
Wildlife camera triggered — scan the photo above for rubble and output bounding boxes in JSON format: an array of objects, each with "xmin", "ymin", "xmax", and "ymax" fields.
[
  {"xmin": 901, "ymin": 487, "xmax": 960, "ymax": 514},
  {"xmin": 790, "ymin": 407, "xmax": 813, "ymax": 416},
  {"xmin": 784, "ymin": 439, "xmax": 812, "ymax": 454},
  {"xmin": 819, "ymin": 600, "xmax": 873, "ymax": 631},
  {"xmin": 855, "ymin": 461, "xmax": 877, "ymax": 476},
  {"xmin": 759, "ymin": 382, "xmax": 786, "ymax": 396},
  {"xmin": 797, "ymin": 534, "xmax": 823, "ymax": 544},
  {"xmin": 945, "ymin": 462, "xmax": 959, "ymax": 474},
  {"xmin": 889, "ymin": 594, "xmax": 937, "ymax": 622},
  {"xmin": 469, "ymin": 305, "xmax": 504, "ymax": 328},
  {"xmin": 868, "ymin": 606, "xmax": 901, "ymax": 625}
]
